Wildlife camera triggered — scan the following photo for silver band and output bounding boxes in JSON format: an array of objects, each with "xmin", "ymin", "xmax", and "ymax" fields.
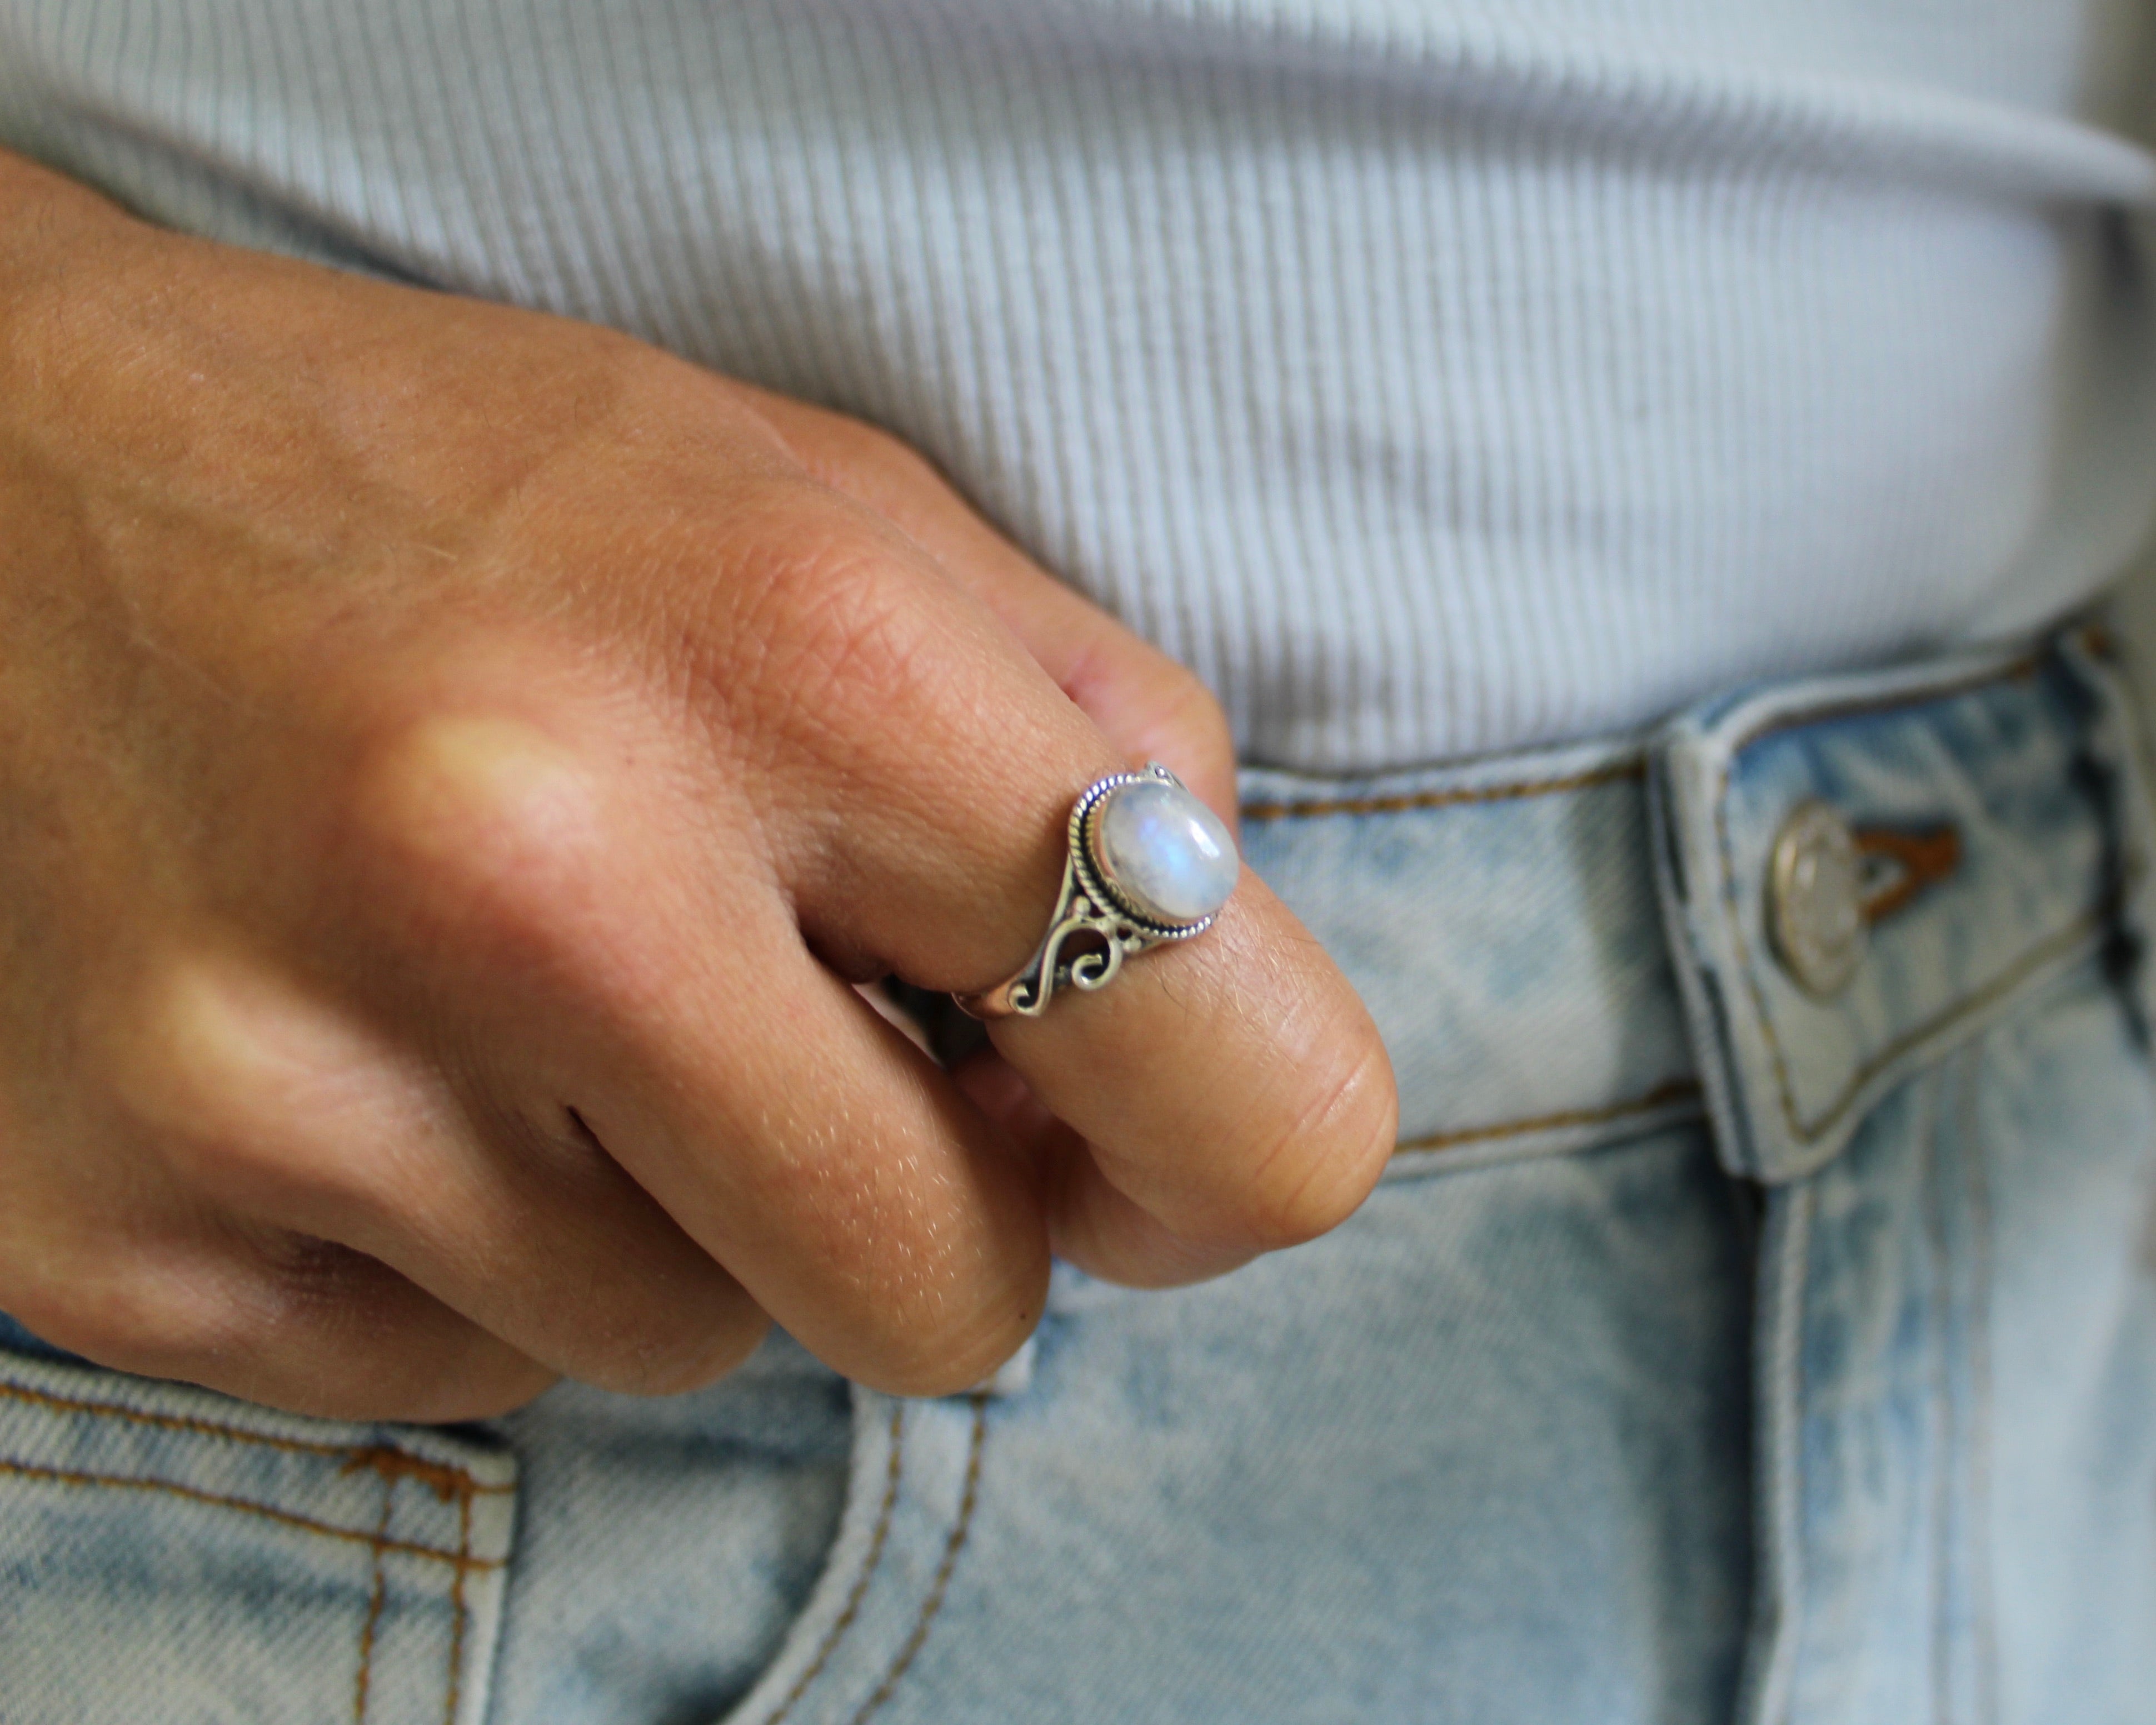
[{"xmin": 955, "ymin": 764, "xmax": 1222, "ymax": 1020}]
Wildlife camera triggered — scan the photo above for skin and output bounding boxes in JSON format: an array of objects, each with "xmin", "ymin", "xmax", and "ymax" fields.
[{"xmin": 0, "ymin": 148, "xmax": 1398, "ymax": 1424}]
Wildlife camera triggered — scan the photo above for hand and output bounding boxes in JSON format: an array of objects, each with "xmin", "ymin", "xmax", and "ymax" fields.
[{"xmin": 0, "ymin": 152, "xmax": 1396, "ymax": 1421}]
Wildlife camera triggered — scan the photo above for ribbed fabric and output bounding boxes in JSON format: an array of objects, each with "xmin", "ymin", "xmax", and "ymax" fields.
[{"xmin": 6, "ymin": 1, "xmax": 2156, "ymax": 770}]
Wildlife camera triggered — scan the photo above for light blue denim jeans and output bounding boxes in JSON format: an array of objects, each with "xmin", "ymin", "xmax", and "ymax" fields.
[{"xmin": 5, "ymin": 624, "xmax": 2155, "ymax": 1724}]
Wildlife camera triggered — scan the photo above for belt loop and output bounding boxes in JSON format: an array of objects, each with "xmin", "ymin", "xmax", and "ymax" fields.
[{"xmin": 1649, "ymin": 711, "xmax": 1769, "ymax": 1181}]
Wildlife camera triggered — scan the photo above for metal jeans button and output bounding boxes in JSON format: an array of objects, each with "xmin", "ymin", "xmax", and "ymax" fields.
[{"xmin": 1768, "ymin": 800, "xmax": 1866, "ymax": 997}]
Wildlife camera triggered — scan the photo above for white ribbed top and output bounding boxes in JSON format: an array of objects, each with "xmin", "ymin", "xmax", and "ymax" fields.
[{"xmin": 7, "ymin": 1, "xmax": 2156, "ymax": 769}]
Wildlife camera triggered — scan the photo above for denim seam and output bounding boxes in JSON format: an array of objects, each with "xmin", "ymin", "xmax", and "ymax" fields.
[
  {"xmin": 1923, "ymin": 1063, "xmax": 1955, "ymax": 1725},
  {"xmin": 1780, "ymin": 1185, "xmax": 1813, "ymax": 1725},
  {"xmin": 847, "ymin": 1393, "xmax": 990, "ymax": 1725},
  {"xmin": 1959, "ymin": 1052, "xmax": 2002, "ymax": 1725},
  {"xmin": 1740, "ymin": 900, "xmax": 2099, "ymax": 1150},
  {"xmin": 0, "ymin": 1454, "xmax": 503, "ymax": 1568},
  {"xmin": 1390, "ymin": 1076, "xmax": 1703, "ymax": 1156},
  {"xmin": 446, "ymin": 1487, "xmax": 472, "ymax": 1725},
  {"xmin": 0, "ymin": 1377, "xmax": 512, "ymax": 1493},
  {"xmin": 1709, "ymin": 645, "xmax": 2104, "ymax": 1150},
  {"xmin": 355, "ymin": 1483, "xmax": 395, "ymax": 1725},
  {"xmin": 1239, "ymin": 758, "xmax": 1644, "ymax": 822},
  {"xmin": 756, "ymin": 1402, "xmax": 909, "ymax": 1725},
  {"xmin": 1695, "ymin": 651, "xmax": 2045, "ymax": 775},
  {"xmin": 1740, "ymin": 1180, "xmax": 1814, "ymax": 1725}
]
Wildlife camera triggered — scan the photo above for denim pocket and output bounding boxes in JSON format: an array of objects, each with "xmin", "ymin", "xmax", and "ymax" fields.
[
  {"xmin": 0, "ymin": 1342, "xmax": 515, "ymax": 1724},
  {"xmin": 705, "ymin": 1383, "xmax": 996, "ymax": 1725}
]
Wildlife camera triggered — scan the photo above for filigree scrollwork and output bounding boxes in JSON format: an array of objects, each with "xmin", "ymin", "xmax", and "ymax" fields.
[
  {"xmin": 1004, "ymin": 869, "xmax": 1150, "ymax": 1015},
  {"xmin": 954, "ymin": 763, "xmax": 1221, "ymax": 1020}
]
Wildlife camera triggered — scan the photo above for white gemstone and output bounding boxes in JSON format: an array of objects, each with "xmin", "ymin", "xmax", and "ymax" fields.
[{"xmin": 1090, "ymin": 776, "xmax": 1239, "ymax": 926}]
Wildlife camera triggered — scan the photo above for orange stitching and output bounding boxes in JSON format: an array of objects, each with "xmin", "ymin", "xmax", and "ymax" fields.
[
  {"xmin": 3, "ymin": 1364, "xmax": 511, "ymax": 1724},
  {"xmin": 444, "ymin": 1487, "xmax": 471, "ymax": 1725},
  {"xmin": 1391, "ymin": 1079, "xmax": 1703, "ymax": 1155},
  {"xmin": 1710, "ymin": 645, "xmax": 2095, "ymax": 1148},
  {"xmin": 758, "ymin": 1403, "xmax": 907, "ymax": 1725},
  {"xmin": 1853, "ymin": 825, "xmax": 1962, "ymax": 924},
  {"xmin": 0, "ymin": 1455, "xmax": 503, "ymax": 1569},
  {"xmin": 342, "ymin": 1445, "xmax": 495, "ymax": 1505},
  {"xmin": 1240, "ymin": 759, "xmax": 1644, "ymax": 822},
  {"xmin": 849, "ymin": 1394, "xmax": 989, "ymax": 1725},
  {"xmin": 1723, "ymin": 654, "xmax": 2043, "ymax": 763},
  {"xmin": 0, "ymin": 1380, "xmax": 510, "ymax": 1492},
  {"xmin": 1791, "ymin": 910, "xmax": 2100, "ymax": 1143},
  {"xmin": 353, "ymin": 1484, "xmax": 394, "ymax": 1724},
  {"xmin": 0, "ymin": 1380, "xmax": 355, "ymax": 1458}
]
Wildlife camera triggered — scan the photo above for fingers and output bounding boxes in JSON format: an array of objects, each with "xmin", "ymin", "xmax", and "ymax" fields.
[
  {"xmin": 278, "ymin": 452, "xmax": 1376, "ymax": 1368},
  {"xmin": 656, "ymin": 501, "xmax": 1399, "ymax": 1286},
  {"xmin": 720, "ymin": 397, "xmax": 1395, "ymax": 1283},
  {"xmin": 559, "ymin": 954, "xmax": 1051, "ymax": 1396},
  {"xmin": 0, "ymin": 181, "xmax": 1378, "ymax": 1435},
  {"xmin": 829, "ymin": 745, "xmax": 1395, "ymax": 1278},
  {"xmin": 93, "ymin": 947, "xmax": 768, "ymax": 1408},
  {"xmin": 2, "ymin": 1218, "xmax": 556, "ymax": 1425},
  {"xmin": 933, "ymin": 839, "xmax": 1396, "ymax": 1277},
  {"xmin": 996, "ymin": 879, "xmax": 1398, "ymax": 1266},
  {"xmin": 337, "ymin": 708, "xmax": 1050, "ymax": 1398},
  {"xmin": 735, "ymin": 387, "xmax": 1241, "ymax": 821},
  {"xmin": 164, "ymin": 1240, "xmax": 560, "ymax": 1425},
  {"xmin": 952, "ymin": 1051, "xmax": 1254, "ymax": 1286}
]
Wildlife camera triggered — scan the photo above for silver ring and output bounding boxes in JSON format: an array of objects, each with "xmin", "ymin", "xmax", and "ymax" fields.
[{"xmin": 955, "ymin": 762, "xmax": 1239, "ymax": 1020}]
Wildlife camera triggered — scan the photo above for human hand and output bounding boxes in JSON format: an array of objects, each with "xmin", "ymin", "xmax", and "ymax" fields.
[{"xmin": 0, "ymin": 152, "xmax": 1396, "ymax": 1421}]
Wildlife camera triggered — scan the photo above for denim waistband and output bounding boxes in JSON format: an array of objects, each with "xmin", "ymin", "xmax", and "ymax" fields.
[{"xmin": 1239, "ymin": 618, "xmax": 2154, "ymax": 1186}]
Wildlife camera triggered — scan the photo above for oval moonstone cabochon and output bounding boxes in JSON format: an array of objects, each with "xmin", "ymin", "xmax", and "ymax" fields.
[{"xmin": 1089, "ymin": 776, "xmax": 1240, "ymax": 927}]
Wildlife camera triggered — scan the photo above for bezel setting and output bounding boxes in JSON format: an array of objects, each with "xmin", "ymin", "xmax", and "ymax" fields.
[{"xmin": 955, "ymin": 763, "xmax": 1227, "ymax": 1019}]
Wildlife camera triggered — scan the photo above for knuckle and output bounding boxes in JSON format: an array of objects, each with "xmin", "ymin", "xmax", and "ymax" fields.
[
  {"xmin": 346, "ymin": 710, "xmax": 607, "ymax": 948},
  {"xmin": 243, "ymin": 1242, "xmax": 553, "ymax": 1422},
  {"xmin": 841, "ymin": 1269, "xmax": 1044, "ymax": 1399},
  {"xmin": 1061, "ymin": 632, "xmax": 1231, "ymax": 759},
  {"xmin": 828, "ymin": 415, "xmax": 928, "ymax": 482},
  {"xmin": 553, "ymin": 1257, "xmax": 771, "ymax": 1396},
  {"xmin": 1154, "ymin": 661, "xmax": 1235, "ymax": 762},
  {"xmin": 104, "ymin": 956, "xmax": 253, "ymax": 1144},
  {"xmin": 109, "ymin": 955, "xmax": 406, "ymax": 1214},
  {"xmin": 731, "ymin": 533, "xmax": 946, "ymax": 744},
  {"xmin": 249, "ymin": 1229, "xmax": 401, "ymax": 1309},
  {"xmin": 10, "ymin": 1252, "xmax": 264, "ymax": 1380},
  {"xmin": 3, "ymin": 1220, "xmax": 551, "ymax": 1421},
  {"xmin": 588, "ymin": 1306, "xmax": 770, "ymax": 1397},
  {"xmin": 861, "ymin": 1331, "xmax": 1017, "ymax": 1400},
  {"xmin": 790, "ymin": 406, "xmax": 944, "ymax": 499},
  {"xmin": 778, "ymin": 1161, "xmax": 1046, "ymax": 1397}
]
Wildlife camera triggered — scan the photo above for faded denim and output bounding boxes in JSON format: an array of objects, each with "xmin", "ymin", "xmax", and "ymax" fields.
[{"xmin": 3, "ymin": 623, "xmax": 2154, "ymax": 1724}]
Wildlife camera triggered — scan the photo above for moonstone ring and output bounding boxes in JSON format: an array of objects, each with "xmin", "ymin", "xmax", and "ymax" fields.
[{"xmin": 954, "ymin": 763, "xmax": 1240, "ymax": 1019}]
